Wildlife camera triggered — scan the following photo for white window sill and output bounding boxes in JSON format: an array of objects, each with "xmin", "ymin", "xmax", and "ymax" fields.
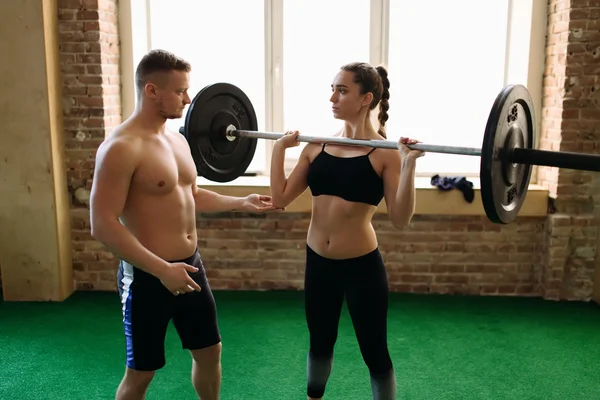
[{"xmin": 196, "ymin": 175, "xmax": 548, "ymax": 217}]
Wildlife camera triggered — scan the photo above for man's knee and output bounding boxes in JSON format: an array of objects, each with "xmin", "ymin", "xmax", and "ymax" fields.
[
  {"xmin": 191, "ymin": 342, "xmax": 222, "ymax": 366},
  {"xmin": 116, "ymin": 369, "xmax": 156, "ymax": 400},
  {"xmin": 123, "ymin": 368, "xmax": 156, "ymax": 389}
]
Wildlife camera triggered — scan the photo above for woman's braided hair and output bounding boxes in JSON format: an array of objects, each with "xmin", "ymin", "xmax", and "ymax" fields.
[{"xmin": 340, "ymin": 62, "xmax": 390, "ymax": 138}]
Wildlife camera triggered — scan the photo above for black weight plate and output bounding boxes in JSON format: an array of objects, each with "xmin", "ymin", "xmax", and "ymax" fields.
[
  {"xmin": 182, "ymin": 83, "xmax": 258, "ymax": 182},
  {"xmin": 480, "ymin": 84, "xmax": 535, "ymax": 224}
]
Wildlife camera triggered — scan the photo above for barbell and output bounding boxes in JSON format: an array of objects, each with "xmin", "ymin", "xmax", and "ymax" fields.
[{"xmin": 179, "ymin": 82, "xmax": 600, "ymax": 225}]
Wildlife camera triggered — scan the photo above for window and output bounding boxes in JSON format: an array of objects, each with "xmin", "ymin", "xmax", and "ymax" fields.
[
  {"xmin": 386, "ymin": 0, "xmax": 510, "ymax": 176},
  {"xmin": 130, "ymin": 0, "xmax": 267, "ymax": 174},
  {"xmin": 120, "ymin": 0, "xmax": 544, "ymax": 182},
  {"xmin": 281, "ymin": 0, "xmax": 371, "ymax": 162}
]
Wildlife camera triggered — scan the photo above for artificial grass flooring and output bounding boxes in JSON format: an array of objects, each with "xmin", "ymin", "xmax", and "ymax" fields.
[{"xmin": 1, "ymin": 290, "xmax": 599, "ymax": 399}]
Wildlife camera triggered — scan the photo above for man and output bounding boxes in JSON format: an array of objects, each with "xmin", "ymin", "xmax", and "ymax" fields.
[{"xmin": 90, "ymin": 49, "xmax": 278, "ymax": 400}]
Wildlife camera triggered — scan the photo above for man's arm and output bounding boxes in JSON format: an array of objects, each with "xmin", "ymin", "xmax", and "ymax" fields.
[
  {"xmin": 89, "ymin": 137, "xmax": 170, "ymax": 278},
  {"xmin": 175, "ymin": 130, "xmax": 249, "ymax": 213},
  {"xmin": 191, "ymin": 185, "xmax": 247, "ymax": 213}
]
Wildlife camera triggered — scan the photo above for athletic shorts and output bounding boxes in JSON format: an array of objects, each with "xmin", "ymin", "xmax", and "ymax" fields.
[{"xmin": 116, "ymin": 249, "xmax": 221, "ymax": 371}]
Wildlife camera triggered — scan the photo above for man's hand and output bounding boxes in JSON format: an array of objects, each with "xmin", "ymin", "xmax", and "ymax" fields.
[
  {"xmin": 158, "ymin": 263, "xmax": 202, "ymax": 296},
  {"xmin": 241, "ymin": 194, "xmax": 283, "ymax": 213}
]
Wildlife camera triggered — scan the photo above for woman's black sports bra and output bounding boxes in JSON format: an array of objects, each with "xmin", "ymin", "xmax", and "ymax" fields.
[{"xmin": 306, "ymin": 143, "xmax": 385, "ymax": 206}]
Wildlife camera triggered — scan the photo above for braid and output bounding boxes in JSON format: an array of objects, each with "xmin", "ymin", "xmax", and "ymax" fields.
[{"xmin": 376, "ymin": 66, "xmax": 390, "ymax": 139}]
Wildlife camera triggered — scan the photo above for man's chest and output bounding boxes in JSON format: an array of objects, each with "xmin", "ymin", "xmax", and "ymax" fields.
[{"xmin": 132, "ymin": 137, "xmax": 197, "ymax": 193}]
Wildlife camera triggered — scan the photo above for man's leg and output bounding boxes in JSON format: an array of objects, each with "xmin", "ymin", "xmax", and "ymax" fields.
[
  {"xmin": 116, "ymin": 369, "xmax": 156, "ymax": 400},
  {"xmin": 172, "ymin": 251, "xmax": 222, "ymax": 400},
  {"xmin": 190, "ymin": 342, "xmax": 222, "ymax": 400},
  {"xmin": 116, "ymin": 261, "xmax": 172, "ymax": 400}
]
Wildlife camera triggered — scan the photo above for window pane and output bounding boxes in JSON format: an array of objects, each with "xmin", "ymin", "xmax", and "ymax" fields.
[
  {"xmin": 387, "ymin": 0, "xmax": 509, "ymax": 176},
  {"xmin": 148, "ymin": 0, "xmax": 266, "ymax": 174},
  {"xmin": 282, "ymin": 0, "xmax": 371, "ymax": 163}
]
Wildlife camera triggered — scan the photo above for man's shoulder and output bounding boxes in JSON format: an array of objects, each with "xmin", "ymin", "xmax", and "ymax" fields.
[
  {"xmin": 97, "ymin": 125, "xmax": 143, "ymax": 163},
  {"xmin": 166, "ymin": 126, "xmax": 188, "ymax": 145},
  {"xmin": 108, "ymin": 120, "xmax": 145, "ymax": 140},
  {"xmin": 102, "ymin": 124, "xmax": 143, "ymax": 149}
]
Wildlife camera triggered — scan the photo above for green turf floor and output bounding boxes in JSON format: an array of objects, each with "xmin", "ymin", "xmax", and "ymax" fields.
[{"xmin": 1, "ymin": 290, "xmax": 599, "ymax": 400}]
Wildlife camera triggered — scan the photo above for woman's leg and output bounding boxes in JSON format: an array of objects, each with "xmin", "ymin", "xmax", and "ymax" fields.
[
  {"xmin": 345, "ymin": 249, "xmax": 396, "ymax": 400},
  {"xmin": 304, "ymin": 245, "xmax": 345, "ymax": 399}
]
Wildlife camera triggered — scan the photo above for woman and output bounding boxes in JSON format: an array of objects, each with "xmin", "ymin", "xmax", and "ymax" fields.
[{"xmin": 269, "ymin": 62, "xmax": 424, "ymax": 400}]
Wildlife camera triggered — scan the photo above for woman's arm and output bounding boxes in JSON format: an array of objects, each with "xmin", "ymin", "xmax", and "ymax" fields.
[
  {"xmin": 270, "ymin": 132, "xmax": 313, "ymax": 209},
  {"xmin": 382, "ymin": 153, "xmax": 418, "ymax": 228},
  {"xmin": 382, "ymin": 139, "xmax": 424, "ymax": 228}
]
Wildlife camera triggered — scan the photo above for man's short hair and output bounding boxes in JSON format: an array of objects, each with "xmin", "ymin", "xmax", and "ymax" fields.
[{"xmin": 135, "ymin": 49, "xmax": 191, "ymax": 93}]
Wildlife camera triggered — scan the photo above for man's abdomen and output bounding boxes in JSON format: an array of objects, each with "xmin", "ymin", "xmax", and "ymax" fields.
[{"xmin": 122, "ymin": 188, "xmax": 198, "ymax": 261}]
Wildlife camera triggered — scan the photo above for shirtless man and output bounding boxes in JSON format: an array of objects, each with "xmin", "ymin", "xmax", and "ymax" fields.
[{"xmin": 90, "ymin": 49, "xmax": 277, "ymax": 400}]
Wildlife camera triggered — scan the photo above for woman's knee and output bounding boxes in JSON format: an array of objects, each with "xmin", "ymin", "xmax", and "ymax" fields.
[
  {"xmin": 359, "ymin": 342, "xmax": 393, "ymax": 374},
  {"xmin": 309, "ymin": 332, "xmax": 338, "ymax": 359},
  {"xmin": 367, "ymin": 356, "xmax": 393, "ymax": 375}
]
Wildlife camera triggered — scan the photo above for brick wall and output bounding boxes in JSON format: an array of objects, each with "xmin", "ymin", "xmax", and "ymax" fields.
[
  {"xmin": 537, "ymin": 0, "xmax": 600, "ymax": 300},
  {"xmin": 192, "ymin": 214, "xmax": 544, "ymax": 296},
  {"xmin": 58, "ymin": 0, "xmax": 121, "ymax": 291},
  {"xmin": 53, "ymin": 0, "xmax": 599, "ymax": 300}
]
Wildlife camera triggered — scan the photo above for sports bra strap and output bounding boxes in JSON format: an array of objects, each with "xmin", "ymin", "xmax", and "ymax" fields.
[{"xmin": 320, "ymin": 142, "xmax": 375, "ymax": 155}]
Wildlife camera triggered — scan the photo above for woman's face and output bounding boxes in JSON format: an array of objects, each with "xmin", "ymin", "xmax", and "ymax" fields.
[{"xmin": 329, "ymin": 70, "xmax": 372, "ymax": 121}]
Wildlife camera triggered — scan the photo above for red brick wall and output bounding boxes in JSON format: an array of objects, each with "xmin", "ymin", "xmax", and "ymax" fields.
[
  {"xmin": 537, "ymin": 0, "xmax": 600, "ymax": 300},
  {"xmin": 50, "ymin": 0, "xmax": 598, "ymax": 301},
  {"xmin": 58, "ymin": 0, "xmax": 122, "ymax": 290},
  {"xmin": 194, "ymin": 214, "xmax": 544, "ymax": 296}
]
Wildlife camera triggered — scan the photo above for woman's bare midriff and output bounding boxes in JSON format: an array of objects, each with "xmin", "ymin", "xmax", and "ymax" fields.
[
  {"xmin": 120, "ymin": 185, "xmax": 198, "ymax": 262},
  {"xmin": 306, "ymin": 195, "xmax": 379, "ymax": 259}
]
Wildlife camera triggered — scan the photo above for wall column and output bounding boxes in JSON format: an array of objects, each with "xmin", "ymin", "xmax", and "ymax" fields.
[{"xmin": 0, "ymin": 0, "xmax": 73, "ymax": 301}]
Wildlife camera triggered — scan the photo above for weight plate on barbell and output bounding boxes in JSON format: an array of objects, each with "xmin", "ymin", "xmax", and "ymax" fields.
[
  {"xmin": 480, "ymin": 84, "xmax": 535, "ymax": 224},
  {"xmin": 182, "ymin": 82, "xmax": 258, "ymax": 183}
]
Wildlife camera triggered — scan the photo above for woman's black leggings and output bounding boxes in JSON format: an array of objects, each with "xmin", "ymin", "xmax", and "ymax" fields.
[{"xmin": 304, "ymin": 245, "xmax": 396, "ymax": 399}]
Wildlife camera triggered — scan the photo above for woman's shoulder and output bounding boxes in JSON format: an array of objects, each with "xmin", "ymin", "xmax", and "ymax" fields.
[
  {"xmin": 298, "ymin": 141, "xmax": 324, "ymax": 162},
  {"xmin": 372, "ymin": 137, "xmax": 401, "ymax": 166}
]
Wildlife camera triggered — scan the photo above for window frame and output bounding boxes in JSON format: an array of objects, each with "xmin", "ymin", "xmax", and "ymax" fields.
[{"xmin": 118, "ymin": 0, "xmax": 547, "ymax": 183}]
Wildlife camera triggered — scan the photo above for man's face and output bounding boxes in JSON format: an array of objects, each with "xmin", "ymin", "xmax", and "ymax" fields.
[{"xmin": 151, "ymin": 70, "xmax": 192, "ymax": 119}]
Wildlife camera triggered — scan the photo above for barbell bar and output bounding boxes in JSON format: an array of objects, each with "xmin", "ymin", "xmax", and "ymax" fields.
[
  {"xmin": 222, "ymin": 127, "xmax": 600, "ymax": 172},
  {"xmin": 222, "ymin": 126, "xmax": 483, "ymax": 156},
  {"xmin": 179, "ymin": 82, "xmax": 600, "ymax": 225}
]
